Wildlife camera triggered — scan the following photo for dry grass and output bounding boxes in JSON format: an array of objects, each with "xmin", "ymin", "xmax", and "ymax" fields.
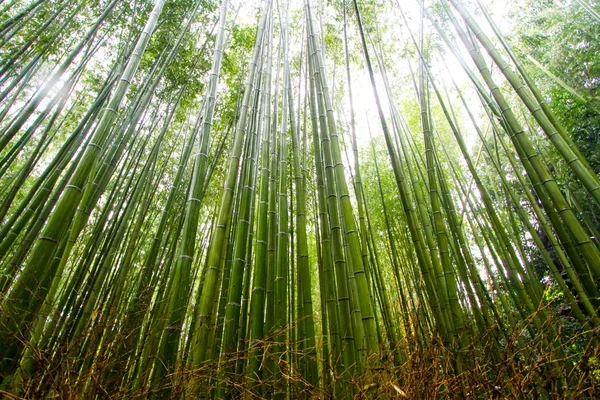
[{"xmin": 6, "ymin": 308, "xmax": 600, "ymax": 399}]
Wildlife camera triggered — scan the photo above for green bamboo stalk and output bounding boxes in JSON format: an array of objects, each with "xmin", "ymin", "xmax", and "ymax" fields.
[
  {"xmin": 441, "ymin": 4, "xmax": 600, "ymax": 282},
  {"xmin": 0, "ymin": 0, "xmax": 119, "ymax": 154},
  {"xmin": 288, "ymin": 71, "xmax": 319, "ymax": 389},
  {"xmin": 353, "ymin": 0, "xmax": 449, "ymax": 343},
  {"xmin": 190, "ymin": 0, "xmax": 272, "ymax": 367},
  {"xmin": 0, "ymin": 0, "xmax": 165, "ymax": 380},
  {"xmin": 274, "ymin": 5, "xmax": 291, "ymax": 394},
  {"xmin": 309, "ymin": 0, "xmax": 379, "ymax": 358},
  {"xmin": 448, "ymin": 0, "xmax": 600, "ymax": 208},
  {"xmin": 155, "ymin": 0, "xmax": 229, "ymax": 384},
  {"xmin": 307, "ymin": 42, "xmax": 344, "ymax": 394},
  {"xmin": 247, "ymin": 8, "xmax": 274, "ymax": 387}
]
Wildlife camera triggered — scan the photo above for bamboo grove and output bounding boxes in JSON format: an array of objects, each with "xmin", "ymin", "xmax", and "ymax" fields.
[{"xmin": 0, "ymin": 0, "xmax": 599, "ymax": 398}]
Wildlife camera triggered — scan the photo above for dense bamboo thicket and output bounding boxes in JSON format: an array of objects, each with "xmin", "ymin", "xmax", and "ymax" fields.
[{"xmin": 0, "ymin": 0, "xmax": 599, "ymax": 398}]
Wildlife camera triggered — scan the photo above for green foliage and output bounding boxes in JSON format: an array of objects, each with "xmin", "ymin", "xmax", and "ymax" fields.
[
  {"xmin": 516, "ymin": 0, "xmax": 600, "ymax": 174},
  {"xmin": 515, "ymin": 0, "xmax": 600, "ymax": 260}
]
